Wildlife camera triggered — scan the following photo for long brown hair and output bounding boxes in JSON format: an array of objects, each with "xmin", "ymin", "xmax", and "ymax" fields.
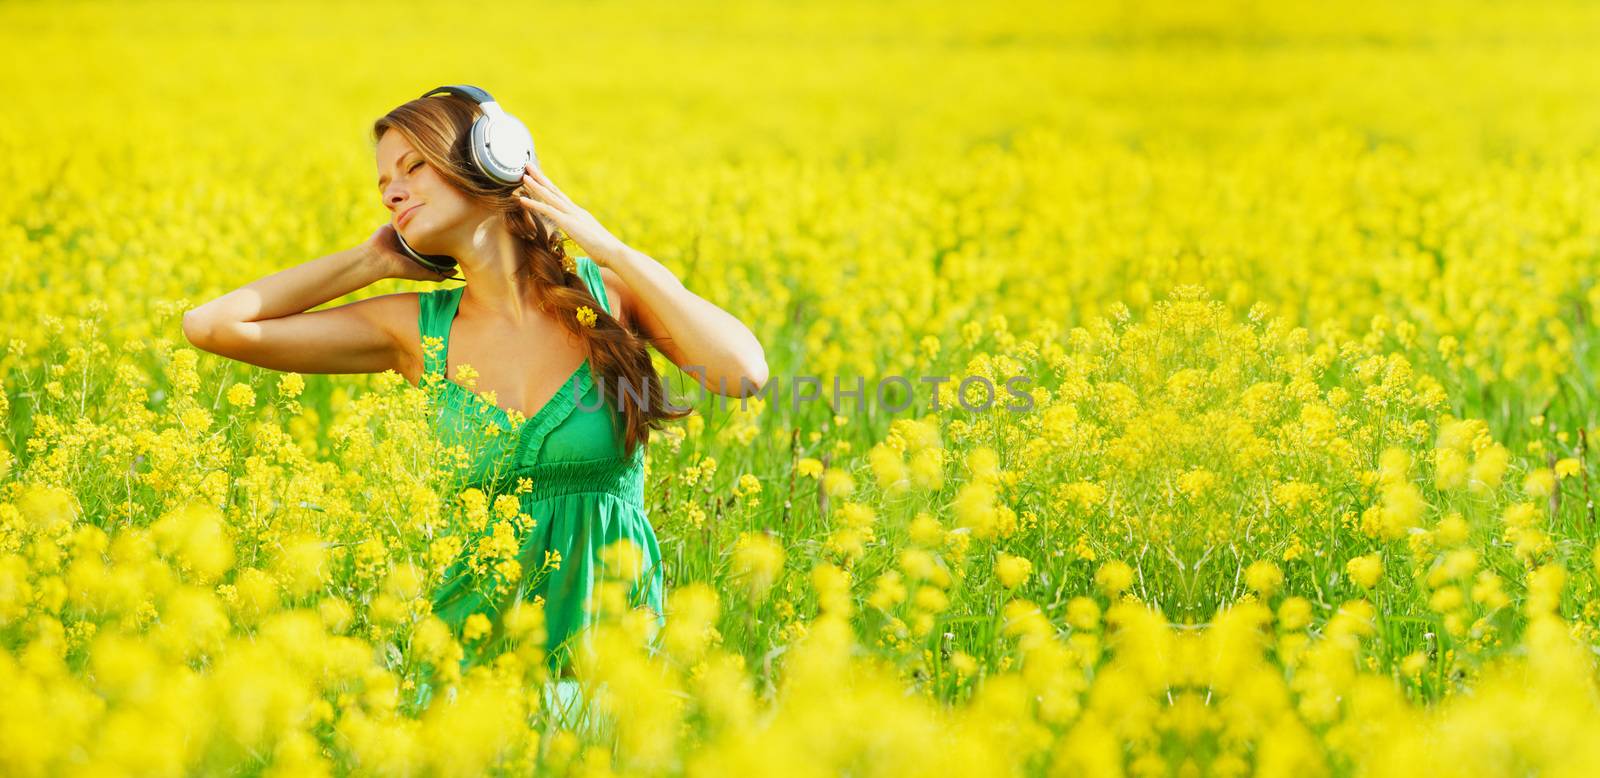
[{"xmin": 372, "ymin": 92, "xmax": 690, "ymax": 460}]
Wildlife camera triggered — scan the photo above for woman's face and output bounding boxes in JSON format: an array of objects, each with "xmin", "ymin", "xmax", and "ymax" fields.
[{"xmin": 375, "ymin": 131, "xmax": 476, "ymax": 255}]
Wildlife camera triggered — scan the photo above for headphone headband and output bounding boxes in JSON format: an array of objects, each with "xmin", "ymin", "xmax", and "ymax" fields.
[{"xmin": 420, "ymin": 84, "xmax": 498, "ymax": 111}]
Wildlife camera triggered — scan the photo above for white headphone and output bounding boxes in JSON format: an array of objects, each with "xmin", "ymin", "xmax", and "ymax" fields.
[{"xmin": 395, "ymin": 84, "xmax": 538, "ymax": 276}]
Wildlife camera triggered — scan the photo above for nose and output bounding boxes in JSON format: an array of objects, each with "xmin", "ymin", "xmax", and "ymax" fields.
[{"xmin": 382, "ymin": 181, "xmax": 410, "ymax": 209}]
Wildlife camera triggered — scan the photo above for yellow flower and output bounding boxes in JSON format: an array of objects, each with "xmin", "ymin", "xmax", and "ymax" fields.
[
  {"xmin": 272, "ymin": 533, "xmax": 328, "ymax": 598},
  {"xmin": 1523, "ymin": 468, "xmax": 1556, "ymax": 498},
  {"xmin": 1346, "ymin": 553, "xmax": 1383, "ymax": 589},
  {"xmin": 821, "ymin": 468, "xmax": 855, "ymax": 497},
  {"xmin": 907, "ymin": 513, "xmax": 944, "ymax": 548},
  {"xmin": 810, "ymin": 563, "xmax": 851, "ymax": 616},
  {"xmin": 276, "ymin": 371, "xmax": 305, "ymax": 399},
  {"xmin": 967, "ymin": 446, "xmax": 1001, "ymax": 483},
  {"xmin": 948, "ymin": 651, "xmax": 976, "ymax": 678},
  {"xmin": 735, "ymin": 473, "xmax": 763, "ymax": 498},
  {"xmin": 895, "ymin": 549, "xmax": 934, "ymax": 583},
  {"xmin": 1401, "ymin": 651, "xmax": 1429, "ymax": 679},
  {"xmin": 1095, "ymin": 560, "xmax": 1134, "ymax": 597},
  {"xmin": 151, "ymin": 501, "xmax": 235, "ymax": 583},
  {"xmin": 1427, "ymin": 548, "xmax": 1478, "ymax": 587},
  {"xmin": 1432, "ymin": 512, "xmax": 1470, "ymax": 547},
  {"xmin": 1526, "ymin": 563, "xmax": 1567, "ymax": 615},
  {"xmin": 226, "ymin": 382, "xmax": 256, "ymax": 408},
  {"xmin": 1066, "ymin": 596, "xmax": 1101, "ymax": 630},
  {"xmin": 1428, "ymin": 586, "xmax": 1464, "ymax": 612},
  {"xmin": 1434, "ymin": 447, "xmax": 1468, "ymax": 490},
  {"xmin": 463, "ymin": 612, "xmax": 494, "ymax": 643},
  {"xmin": 383, "ymin": 561, "xmax": 425, "ymax": 601},
  {"xmin": 909, "ymin": 448, "xmax": 944, "ymax": 491},
  {"xmin": 1177, "ymin": 467, "xmax": 1216, "ymax": 499},
  {"xmin": 1469, "ymin": 442, "xmax": 1510, "ymax": 492},
  {"xmin": 1244, "ymin": 560, "xmax": 1283, "ymax": 598},
  {"xmin": 1278, "ymin": 596, "xmax": 1312, "ymax": 631},
  {"xmin": 867, "ymin": 570, "xmax": 907, "ymax": 611},
  {"xmin": 825, "ymin": 527, "xmax": 867, "ymax": 563},
  {"xmin": 1072, "ymin": 536, "xmax": 1097, "ymax": 562},
  {"xmin": 868, "ymin": 442, "xmax": 910, "ymax": 494},
  {"xmin": 995, "ymin": 552, "xmax": 1032, "ymax": 589},
  {"xmin": 576, "ymin": 305, "xmax": 597, "ymax": 328},
  {"xmin": 797, "ymin": 457, "xmax": 824, "ymax": 478},
  {"xmin": 731, "ymin": 532, "xmax": 785, "ymax": 601},
  {"xmin": 18, "ymin": 484, "xmax": 79, "ymax": 533}
]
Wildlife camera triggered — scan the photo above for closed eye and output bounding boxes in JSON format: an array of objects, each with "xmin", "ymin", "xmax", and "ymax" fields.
[{"xmin": 377, "ymin": 158, "xmax": 426, "ymax": 190}]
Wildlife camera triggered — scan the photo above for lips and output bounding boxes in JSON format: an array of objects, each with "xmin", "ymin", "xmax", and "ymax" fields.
[{"xmin": 397, "ymin": 204, "xmax": 424, "ymax": 227}]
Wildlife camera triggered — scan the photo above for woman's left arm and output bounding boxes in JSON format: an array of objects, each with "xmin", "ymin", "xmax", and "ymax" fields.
[
  {"xmin": 599, "ymin": 245, "xmax": 769, "ymax": 398},
  {"xmin": 515, "ymin": 162, "xmax": 768, "ymax": 398}
]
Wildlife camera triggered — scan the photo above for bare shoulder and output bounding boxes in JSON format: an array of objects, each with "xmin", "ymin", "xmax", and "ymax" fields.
[
  {"xmin": 359, "ymin": 289, "xmax": 428, "ymax": 386},
  {"xmin": 595, "ymin": 264, "xmax": 630, "ymax": 329}
]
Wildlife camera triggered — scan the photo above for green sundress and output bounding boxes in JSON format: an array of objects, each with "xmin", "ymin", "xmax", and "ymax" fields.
[{"xmin": 416, "ymin": 255, "xmax": 666, "ymax": 680}]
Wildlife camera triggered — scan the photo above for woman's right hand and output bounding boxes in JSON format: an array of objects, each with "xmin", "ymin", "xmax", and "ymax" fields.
[{"xmin": 363, "ymin": 223, "xmax": 459, "ymax": 282}]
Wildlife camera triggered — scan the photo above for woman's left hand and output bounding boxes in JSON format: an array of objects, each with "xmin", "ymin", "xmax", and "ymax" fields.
[{"xmin": 516, "ymin": 162, "xmax": 627, "ymax": 264}]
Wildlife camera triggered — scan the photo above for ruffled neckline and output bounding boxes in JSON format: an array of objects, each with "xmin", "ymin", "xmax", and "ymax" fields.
[{"xmin": 432, "ymin": 285, "xmax": 596, "ymax": 460}]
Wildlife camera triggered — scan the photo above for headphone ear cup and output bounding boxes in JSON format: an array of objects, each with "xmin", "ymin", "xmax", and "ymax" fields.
[
  {"xmin": 421, "ymin": 85, "xmax": 534, "ymax": 184},
  {"xmin": 396, "ymin": 226, "xmax": 458, "ymax": 274},
  {"xmin": 471, "ymin": 113, "xmax": 535, "ymax": 184}
]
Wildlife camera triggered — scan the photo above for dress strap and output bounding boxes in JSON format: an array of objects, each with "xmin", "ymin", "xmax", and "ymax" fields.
[
  {"xmin": 416, "ymin": 287, "xmax": 460, "ymax": 377},
  {"xmin": 575, "ymin": 256, "xmax": 611, "ymax": 316}
]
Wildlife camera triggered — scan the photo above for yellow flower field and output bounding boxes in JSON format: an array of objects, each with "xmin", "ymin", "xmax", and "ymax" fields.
[{"xmin": 4, "ymin": 0, "xmax": 1600, "ymax": 775}]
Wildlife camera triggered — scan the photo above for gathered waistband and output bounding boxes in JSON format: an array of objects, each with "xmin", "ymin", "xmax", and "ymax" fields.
[{"xmin": 469, "ymin": 457, "xmax": 646, "ymax": 503}]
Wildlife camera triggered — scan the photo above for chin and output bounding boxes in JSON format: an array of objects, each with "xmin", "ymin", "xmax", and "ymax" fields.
[
  {"xmin": 402, "ymin": 213, "xmax": 437, "ymax": 238},
  {"xmin": 399, "ymin": 226, "xmax": 437, "ymax": 254}
]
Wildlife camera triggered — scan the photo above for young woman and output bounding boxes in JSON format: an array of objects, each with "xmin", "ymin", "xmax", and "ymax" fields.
[{"xmin": 182, "ymin": 89, "xmax": 768, "ymax": 701}]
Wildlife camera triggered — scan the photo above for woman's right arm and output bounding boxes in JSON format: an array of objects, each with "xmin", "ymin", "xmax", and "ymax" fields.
[{"xmin": 181, "ymin": 236, "xmax": 424, "ymax": 377}]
